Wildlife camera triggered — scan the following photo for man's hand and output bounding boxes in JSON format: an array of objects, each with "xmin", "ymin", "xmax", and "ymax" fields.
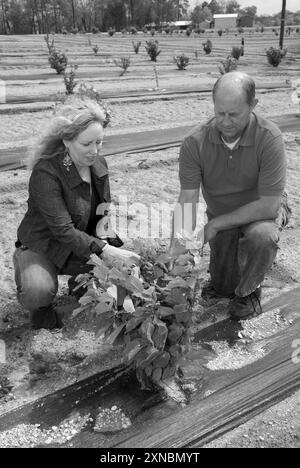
[
  {"xmin": 102, "ymin": 244, "xmax": 140, "ymax": 265},
  {"xmin": 204, "ymin": 219, "xmax": 219, "ymax": 244}
]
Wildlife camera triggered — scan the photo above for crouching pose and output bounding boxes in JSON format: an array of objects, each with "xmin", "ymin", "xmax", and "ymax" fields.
[
  {"xmin": 170, "ymin": 72, "xmax": 291, "ymax": 320},
  {"xmin": 14, "ymin": 97, "xmax": 139, "ymax": 329}
]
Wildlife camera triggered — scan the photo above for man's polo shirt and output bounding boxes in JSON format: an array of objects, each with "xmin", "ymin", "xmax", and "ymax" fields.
[{"xmin": 179, "ymin": 112, "xmax": 287, "ymax": 218}]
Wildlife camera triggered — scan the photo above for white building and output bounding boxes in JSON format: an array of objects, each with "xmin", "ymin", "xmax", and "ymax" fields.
[{"xmin": 214, "ymin": 14, "xmax": 238, "ymax": 30}]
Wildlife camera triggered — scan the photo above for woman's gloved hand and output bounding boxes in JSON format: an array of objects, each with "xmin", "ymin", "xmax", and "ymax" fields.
[{"xmin": 101, "ymin": 244, "xmax": 140, "ymax": 265}]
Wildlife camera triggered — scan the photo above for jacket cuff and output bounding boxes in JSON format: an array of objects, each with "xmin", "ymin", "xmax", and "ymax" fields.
[{"xmin": 89, "ymin": 239, "xmax": 107, "ymax": 255}]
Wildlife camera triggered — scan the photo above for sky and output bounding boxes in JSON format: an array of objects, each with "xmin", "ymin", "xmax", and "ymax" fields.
[{"xmin": 189, "ymin": 1, "xmax": 300, "ymax": 16}]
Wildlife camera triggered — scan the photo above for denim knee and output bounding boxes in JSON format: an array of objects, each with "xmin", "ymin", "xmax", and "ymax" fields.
[{"xmin": 243, "ymin": 221, "xmax": 280, "ymax": 247}]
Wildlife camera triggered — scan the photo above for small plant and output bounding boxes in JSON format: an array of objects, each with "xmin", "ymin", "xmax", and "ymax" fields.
[
  {"xmin": 71, "ymin": 27, "xmax": 79, "ymax": 34},
  {"xmin": 76, "ymin": 83, "xmax": 112, "ymax": 128},
  {"xmin": 218, "ymin": 56, "xmax": 238, "ymax": 74},
  {"xmin": 62, "ymin": 28, "xmax": 68, "ymax": 35},
  {"xmin": 92, "ymin": 44, "xmax": 99, "ymax": 55},
  {"xmin": 44, "ymin": 34, "xmax": 68, "ymax": 74},
  {"xmin": 108, "ymin": 28, "xmax": 115, "ymax": 36},
  {"xmin": 145, "ymin": 40, "xmax": 161, "ymax": 62},
  {"xmin": 173, "ymin": 53, "xmax": 190, "ymax": 70},
  {"xmin": 194, "ymin": 50, "xmax": 199, "ymax": 59},
  {"xmin": 132, "ymin": 40, "xmax": 141, "ymax": 54},
  {"xmin": 261, "ymin": 26, "xmax": 264, "ymax": 33},
  {"xmin": 114, "ymin": 56, "xmax": 131, "ymax": 76},
  {"xmin": 63, "ymin": 64, "xmax": 79, "ymax": 94},
  {"xmin": 266, "ymin": 47, "xmax": 282, "ymax": 67},
  {"xmin": 121, "ymin": 28, "xmax": 127, "ymax": 35},
  {"xmin": 238, "ymin": 27, "xmax": 244, "ymax": 34},
  {"xmin": 218, "ymin": 29, "xmax": 223, "ymax": 37},
  {"xmin": 70, "ymin": 235, "xmax": 205, "ymax": 391},
  {"xmin": 143, "ymin": 26, "xmax": 148, "ymax": 34},
  {"xmin": 296, "ymin": 28, "xmax": 300, "ymax": 34},
  {"xmin": 130, "ymin": 26, "xmax": 138, "ymax": 35},
  {"xmin": 203, "ymin": 39, "xmax": 212, "ymax": 55},
  {"xmin": 280, "ymin": 48, "xmax": 288, "ymax": 59},
  {"xmin": 186, "ymin": 27, "xmax": 192, "ymax": 37},
  {"xmin": 92, "ymin": 26, "xmax": 99, "ymax": 34},
  {"xmin": 231, "ymin": 46, "xmax": 243, "ymax": 60},
  {"xmin": 151, "ymin": 28, "xmax": 155, "ymax": 36}
]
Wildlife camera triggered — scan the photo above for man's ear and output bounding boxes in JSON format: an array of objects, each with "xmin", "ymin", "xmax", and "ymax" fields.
[{"xmin": 251, "ymin": 98, "xmax": 259, "ymax": 110}]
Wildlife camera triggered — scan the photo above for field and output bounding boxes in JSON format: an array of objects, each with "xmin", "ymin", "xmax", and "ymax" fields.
[{"xmin": 0, "ymin": 30, "xmax": 299, "ymax": 447}]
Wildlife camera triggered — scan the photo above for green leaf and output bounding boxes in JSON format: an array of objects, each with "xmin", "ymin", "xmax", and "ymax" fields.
[
  {"xmin": 173, "ymin": 305, "xmax": 187, "ymax": 314},
  {"xmin": 186, "ymin": 277, "xmax": 197, "ymax": 290},
  {"xmin": 176, "ymin": 253, "xmax": 194, "ymax": 265},
  {"xmin": 153, "ymin": 265, "xmax": 164, "ymax": 279},
  {"xmin": 156, "ymin": 306, "xmax": 175, "ymax": 318},
  {"xmin": 79, "ymin": 295, "xmax": 95, "ymax": 306},
  {"xmin": 124, "ymin": 339, "xmax": 144, "ymax": 362},
  {"xmin": 167, "ymin": 278, "xmax": 189, "ymax": 289},
  {"xmin": 95, "ymin": 298, "xmax": 113, "ymax": 314},
  {"xmin": 107, "ymin": 284, "xmax": 118, "ymax": 300},
  {"xmin": 126, "ymin": 316, "xmax": 145, "ymax": 333},
  {"xmin": 139, "ymin": 318, "xmax": 155, "ymax": 345},
  {"xmin": 106, "ymin": 323, "xmax": 126, "ymax": 345},
  {"xmin": 95, "ymin": 322, "xmax": 113, "ymax": 338},
  {"xmin": 170, "ymin": 265, "xmax": 191, "ymax": 276},
  {"xmin": 135, "ymin": 346, "xmax": 161, "ymax": 369},
  {"xmin": 156, "ymin": 253, "xmax": 173, "ymax": 264},
  {"xmin": 165, "ymin": 288, "xmax": 187, "ymax": 306},
  {"xmin": 152, "ymin": 318, "xmax": 168, "ymax": 350},
  {"xmin": 123, "ymin": 296, "xmax": 135, "ymax": 313},
  {"xmin": 93, "ymin": 265, "xmax": 109, "ymax": 283}
]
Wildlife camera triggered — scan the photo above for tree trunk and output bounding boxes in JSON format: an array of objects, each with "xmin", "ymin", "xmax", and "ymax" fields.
[
  {"xmin": 1, "ymin": 0, "xmax": 8, "ymax": 34},
  {"xmin": 53, "ymin": 0, "xmax": 58, "ymax": 33},
  {"xmin": 71, "ymin": 0, "xmax": 76, "ymax": 28}
]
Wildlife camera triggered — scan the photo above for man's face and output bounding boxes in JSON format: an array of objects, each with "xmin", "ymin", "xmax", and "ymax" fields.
[{"xmin": 214, "ymin": 89, "xmax": 253, "ymax": 141}]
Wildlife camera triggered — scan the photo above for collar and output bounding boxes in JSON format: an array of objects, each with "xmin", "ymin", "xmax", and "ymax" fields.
[
  {"xmin": 58, "ymin": 154, "xmax": 108, "ymax": 189},
  {"xmin": 209, "ymin": 112, "xmax": 257, "ymax": 147}
]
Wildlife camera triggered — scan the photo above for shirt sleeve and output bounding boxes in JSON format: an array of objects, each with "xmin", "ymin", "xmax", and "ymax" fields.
[
  {"xmin": 30, "ymin": 166, "xmax": 107, "ymax": 259},
  {"xmin": 258, "ymin": 132, "xmax": 287, "ymax": 197},
  {"xmin": 179, "ymin": 136, "xmax": 202, "ymax": 190}
]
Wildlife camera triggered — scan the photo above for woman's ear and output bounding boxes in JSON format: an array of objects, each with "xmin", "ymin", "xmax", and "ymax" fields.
[{"xmin": 62, "ymin": 139, "xmax": 69, "ymax": 149}]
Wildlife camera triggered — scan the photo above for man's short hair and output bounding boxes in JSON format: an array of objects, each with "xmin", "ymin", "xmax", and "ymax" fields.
[{"xmin": 212, "ymin": 74, "xmax": 256, "ymax": 106}]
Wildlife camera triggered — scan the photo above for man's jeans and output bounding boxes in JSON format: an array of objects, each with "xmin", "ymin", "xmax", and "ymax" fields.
[
  {"xmin": 13, "ymin": 248, "xmax": 92, "ymax": 324},
  {"xmin": 208, "ymin": 197, "xmax": 291, "ymax": 298}
]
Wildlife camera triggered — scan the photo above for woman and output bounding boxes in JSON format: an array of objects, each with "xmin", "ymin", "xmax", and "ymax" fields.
[{"xmin": 13, "ymin": 96, "xmax": 139, "ymax": 330}]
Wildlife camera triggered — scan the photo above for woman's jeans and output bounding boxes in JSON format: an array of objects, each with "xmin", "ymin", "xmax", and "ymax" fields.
[
  {"xmin": 13, "ymin": 248, "xmax": 92, "ymax": 328},
  {"xmin": 208, "ymin": 199, "xmax": 291, "ymax": 298}
]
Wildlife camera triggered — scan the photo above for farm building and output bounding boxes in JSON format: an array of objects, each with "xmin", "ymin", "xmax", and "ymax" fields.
[
  {"xmin": 213, "ymin": 14, "xmax": 238, "ymax": 29},
  {"xmin": 170, "ymin": 20, "xmax": 192, "ymax": 31},
  {"xmin": 238, "ymin": 15, "xmax": 255, "ymax": 28}
]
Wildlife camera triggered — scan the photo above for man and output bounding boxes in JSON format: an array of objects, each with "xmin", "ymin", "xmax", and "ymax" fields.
[{"xmin": 170, "ymin": 72, "xmax": 290, "ymax": 320}]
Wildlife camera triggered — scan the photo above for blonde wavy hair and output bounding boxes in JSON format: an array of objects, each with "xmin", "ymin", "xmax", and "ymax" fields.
[{"xmin": 29, "ymin": 96, "xmax": 106, "ymax": 169}]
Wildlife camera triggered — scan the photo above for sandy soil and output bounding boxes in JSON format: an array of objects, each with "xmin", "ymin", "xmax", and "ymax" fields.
[{"xmin": 0, "ymin": 35, "xmax": 299, "ymax": 446}]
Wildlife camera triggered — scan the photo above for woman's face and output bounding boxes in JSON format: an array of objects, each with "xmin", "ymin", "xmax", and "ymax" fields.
[{"xmin": 65, "ymin": 122, "xmax": 104, "ymax": 167}]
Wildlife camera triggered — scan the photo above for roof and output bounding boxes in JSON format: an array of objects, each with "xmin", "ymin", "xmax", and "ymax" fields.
[
  {"xmin": 172, "ymin": 21, "xmax": 192, "ymax": 26},
  {"xmin": 213, "ymin": 14, "xmax": 238, "ymax": 19}
]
